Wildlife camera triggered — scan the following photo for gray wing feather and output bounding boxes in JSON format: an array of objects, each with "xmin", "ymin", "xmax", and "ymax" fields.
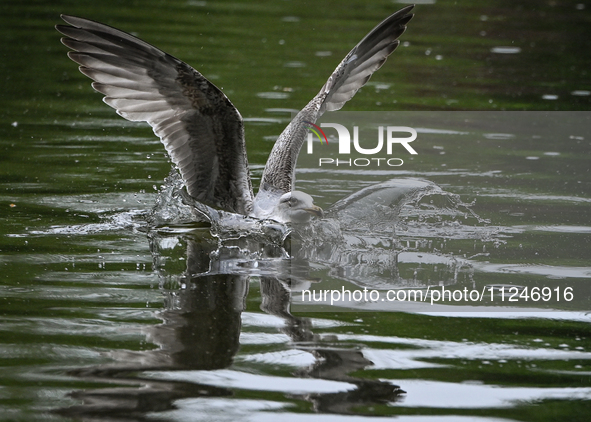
[
  {"xmin": 259, "ymin": 5, "xmax": 414, "ymax": 194},
  {"xmin": 56, "ymin": 15, "xmax": 254, "ymax": 215},
  {"xmin": 320, "ymin": 7, "xmax": 413, "ymax": 114}
]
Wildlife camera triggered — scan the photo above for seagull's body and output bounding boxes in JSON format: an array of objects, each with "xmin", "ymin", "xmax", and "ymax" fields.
[{"xmin": 56, "ymin": 6, "xmax": 414, "ymax": 224}]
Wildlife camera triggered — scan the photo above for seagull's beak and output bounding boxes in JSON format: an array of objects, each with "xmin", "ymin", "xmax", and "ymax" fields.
[{"xmin": 304, "ymin": 205, "xmax": 324, "ymax": 218}]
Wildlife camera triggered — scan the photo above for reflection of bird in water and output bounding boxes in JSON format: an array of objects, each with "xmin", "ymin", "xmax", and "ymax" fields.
[
  {"xmin": 59, "ymin": 236, "xmax": 405, "ymax": 420},
  {"xmin": 260, "ymin": 275, "xmax": 406, "ymax": 413},
  {"xmin": 56, "ymin": 6, "xmax": 414, "ymax": 224}
]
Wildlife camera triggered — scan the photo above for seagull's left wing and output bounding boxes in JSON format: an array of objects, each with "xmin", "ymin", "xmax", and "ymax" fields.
[{"xmin": 56, "ymin": 16, "xmax": 254, "ymax": 215}]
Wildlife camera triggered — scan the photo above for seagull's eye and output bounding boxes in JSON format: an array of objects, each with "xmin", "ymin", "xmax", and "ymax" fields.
[{"xmin": 289, "ymin": 197, "xmax": 298, "ymax": 206}]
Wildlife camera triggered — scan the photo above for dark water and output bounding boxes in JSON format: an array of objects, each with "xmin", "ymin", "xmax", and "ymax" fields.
[{"xmin": 1, "ymin": 0, "xmax": 591, "ymax": 421}]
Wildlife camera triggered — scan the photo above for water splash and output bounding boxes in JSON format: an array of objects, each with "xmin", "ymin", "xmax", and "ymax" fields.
[
  {"xmin": 293, "ymin": 178, "xmax": 500, "ymax": 289},
  {"xmin": 149, "ymin": 170, "xmax": 206, "ymax": 227},
  {"xmin": 149, "ymin": 174, "xmax": 504, "ymax": 290}
]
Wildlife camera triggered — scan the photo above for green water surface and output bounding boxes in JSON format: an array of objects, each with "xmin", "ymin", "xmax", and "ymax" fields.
[{"xmin": 1, "ymin": 0, "xmax": 590, "ymax": 421}]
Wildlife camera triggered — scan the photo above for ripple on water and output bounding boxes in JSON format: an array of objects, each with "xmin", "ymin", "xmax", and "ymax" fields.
[
  {"xmin": 264, "ymin": 107, "xmax": 300, "ymax": 114},
  {"xmin": 243, "ymin": 117, "xmax": 285, "ymax": 124},
  {"xmin": 256, "ymin": 92, "xmax": 291, "ymax": 99},
  {"xmin": 238, "ymin": 349, "xmax": 316, "ymax": 367},
  {"xmin": 490, "ymin": 46, "xmax": 521, "ymax": 54},
  {"xmin": 473, "ymin": 262, "xmax": 591, "ymax": 279},
  {"xmin": 388, "ymin": 380, "xmax": 591, "ymax": 409},
  {"xmin": 343, "ymin": 333, "xmax": 591, "ymax": 364},
  {"xmin": 283, "ymin": 61, "xmax": 306, "ymax": 68},
  {"xmin": 144, "ymin": 369, "xmax": 357, "ymax": 394},
  {"xmin": 526, "ymin": 224, "xmax": 591, "ymax": 234},
  {"xmin": 366, "ymin": 81, "xmax": 392, "ymax": 91},
  {"xmin": 483, "ymin": 133, "xmax": 515, "ymax": 140}
]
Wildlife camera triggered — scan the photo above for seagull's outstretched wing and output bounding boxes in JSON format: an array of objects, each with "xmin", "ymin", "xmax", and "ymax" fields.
[
  {"xmin": 56, "ymin": 16, "xmax": 254, "ymax": 215},
  {"xmin": 259, "ymin": 5, "xmax": 414, "ymax": 195}
]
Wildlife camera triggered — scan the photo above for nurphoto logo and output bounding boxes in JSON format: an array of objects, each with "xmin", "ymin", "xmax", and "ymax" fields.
[{"xmin": 304, "ymin": 122, "xmax": 418, "ymax": 168}]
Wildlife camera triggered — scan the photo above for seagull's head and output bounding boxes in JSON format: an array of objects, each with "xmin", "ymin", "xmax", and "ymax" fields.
[{"xmin": 275, "ymin": 191, "xmax": 323, "ymax": 223}]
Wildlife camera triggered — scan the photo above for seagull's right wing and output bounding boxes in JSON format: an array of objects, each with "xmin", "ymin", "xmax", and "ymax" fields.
[
  {"xmin": 56, "ymin": 15, "xmax": 254, "ymax": 216},
  {"xmin": 259, "ymin": 5, "xmax": 414, "ymax": 195},
  {"xmin": 318, "ymin": 5, "xmax": 414, "ymax": 114}
]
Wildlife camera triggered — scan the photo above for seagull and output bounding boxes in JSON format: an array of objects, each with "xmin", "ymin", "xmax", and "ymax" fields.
[{"xmin": 56, "ymin": 6, "xmax": 414, "ymax": 224}]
